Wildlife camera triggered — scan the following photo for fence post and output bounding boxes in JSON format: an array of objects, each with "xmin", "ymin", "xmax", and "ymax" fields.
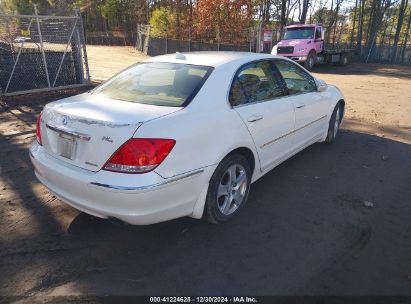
[
  {"xmin": 136, "ymin": 24, "xmax": 140, "ymax": 51},
  {"xmin": 4, "ymin": 19, "xmax": 34, "ymax": 93},
  {"xmin": 249, "ymin": 28, "xmax": 252, "ymax": 52},
  {"xmin": 217, "ymin": 28, "xmax": 220, "ymax": 51},
  {"xmin": 366, "ymin": 33, "xmax": 377, "ymax": 63},
  {"xmin": 52, "ymin": 18, "xmax": 78, "ymax": 87},
  {"xmin": 75, "ymin": 8, "xmax": 90, "ymax": 84},
  {"xmin": 144, "ymin": 26, "xmax": 150, "ymax": 55},
  {"xmin": 188, "ymin": 27, "xmax": 191, "ymax": 52},
  {"xmin": 34, "ymin": 4, "xmax": 51, "ymax": 88},
  {"xmin": 73, "ymin": 17, "xmax": 85, "ymax": 84}
]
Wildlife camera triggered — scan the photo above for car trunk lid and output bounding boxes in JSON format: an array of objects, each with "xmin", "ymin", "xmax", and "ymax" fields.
[{"xmin": 41, "ymin": 93, "xmax": 181, "ymax": 171}]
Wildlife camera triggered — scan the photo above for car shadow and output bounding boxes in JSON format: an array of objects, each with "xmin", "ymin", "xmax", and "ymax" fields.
[{"xmin": 43, "ymin": 123, "xmax": 410, "ymax": 296}]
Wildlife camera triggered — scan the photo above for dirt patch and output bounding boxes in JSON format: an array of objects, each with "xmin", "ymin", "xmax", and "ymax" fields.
[
  {"xmin": 86, "ymin": 45, "xmax": 148, "ymax": 81},
  {"xmin": 0, "ymin": 61, "xmax": 410, "ymax": 297},
  {"xmin": 313, "ymin": 63, "xmax": 411, "ymax": 128}
]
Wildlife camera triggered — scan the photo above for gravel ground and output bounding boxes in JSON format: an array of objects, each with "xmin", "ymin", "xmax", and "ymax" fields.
[{"xmin": 0, "ymin": 60, "xmax": 410, "ymax": 298}]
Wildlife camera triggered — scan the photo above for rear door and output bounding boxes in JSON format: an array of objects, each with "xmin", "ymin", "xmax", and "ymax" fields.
[
  {"xmin": 230, "ymin": 60, "xmax": 295, "ymax": 172},
  {"xmin": 274, "ymin": 59, "xmax": 329, "ymax": 149}
]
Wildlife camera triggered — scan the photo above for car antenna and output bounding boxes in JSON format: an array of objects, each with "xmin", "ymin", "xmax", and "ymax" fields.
[{"xmin": 175, "ymin": 52, "xmax": 186, "ymax": 60}]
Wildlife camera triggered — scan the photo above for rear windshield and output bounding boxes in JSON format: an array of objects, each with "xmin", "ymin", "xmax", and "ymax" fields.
[{"xmin": 92, "ymin": 62, "xmax": 213, "ymax": 107}]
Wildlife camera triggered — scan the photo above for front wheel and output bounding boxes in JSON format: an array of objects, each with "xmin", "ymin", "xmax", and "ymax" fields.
[
  {"xmin": 203, "ymin": 154, "xmax": 251, "ymax": 224},
  {"xmin": 304, "ymin": 53, "xmax": 316, "ymax": 70},
  {"xmin": 325, "ymin": 103, "xmax": 343, "ymax": 143}
]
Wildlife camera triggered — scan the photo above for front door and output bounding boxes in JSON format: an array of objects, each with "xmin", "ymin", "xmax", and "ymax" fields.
[
  {"xmin": 314, "ymin": 27, "xmax": 324, "ymax": 53},
  {"xmin": 229, "ymin": 60, "xmax": 295, "ymax": 172}
]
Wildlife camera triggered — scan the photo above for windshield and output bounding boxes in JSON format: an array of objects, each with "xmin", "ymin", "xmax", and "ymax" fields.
[
  {"xmin": 92, "ymin": 62, "xmax": 213, "ymax": 107},
  {"xmin": 283, "ymin": 27, "xmax": 315, "ymax": 40}
]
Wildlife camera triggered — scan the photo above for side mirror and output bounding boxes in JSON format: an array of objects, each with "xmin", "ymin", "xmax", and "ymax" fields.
[{"xmin": 316, "ymin": 79, "xmax": 328, "ymax": 92}]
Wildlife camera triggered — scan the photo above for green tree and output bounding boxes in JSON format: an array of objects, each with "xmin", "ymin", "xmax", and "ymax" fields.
[
  {"xmin": 149, "ymin": 6, "xmax": 175, "ymax": 37},
  {"xmin": 1, "ymin": 0, "xmax": 52, "ymax": 14}
]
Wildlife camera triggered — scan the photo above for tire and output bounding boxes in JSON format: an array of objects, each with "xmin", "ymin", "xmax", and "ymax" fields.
[
  {"xmin": 340, "ymin": 53, "xmax": 349, "ymax": 66},
  {"xmin": 304, "ymin": 52, "xmax": 316, "ymax": 71},
  {"xmin": 325, "ymin": 103, "xmax": 343, "ymax": 143},
  {"xmin": 203, "ymin": 154, "xmax": 251, "ymax": 224}
]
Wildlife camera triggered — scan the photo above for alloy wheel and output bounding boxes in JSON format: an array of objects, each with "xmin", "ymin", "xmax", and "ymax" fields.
[
  {"xmin": 217, "ymin": 164, "xmax": 248, "ymax": 215},
  {"xmin": 333, "ymin": 107, "xmax": 341, "ymax": 138}
]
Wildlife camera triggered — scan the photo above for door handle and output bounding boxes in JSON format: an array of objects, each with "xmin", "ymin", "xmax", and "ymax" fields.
[
  {"xmin": 295, "ymin": 103, "xmax": 306, "ymax": 109},
  {"xmin": 247, "ymin": 114, "xmax": 264, "ymax": 123}
]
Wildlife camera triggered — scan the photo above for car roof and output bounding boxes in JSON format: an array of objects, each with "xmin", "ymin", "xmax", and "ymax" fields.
[
  {"xmin": 145, "ymin": 51, "xmax": 283, "ymax": 67},
  {"xmin": 285, "ymin": 24, "xmax": 318, "ymax": 29}
]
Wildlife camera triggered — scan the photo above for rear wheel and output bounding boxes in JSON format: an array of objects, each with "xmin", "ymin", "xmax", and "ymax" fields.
[
  {"xmin": 203, "ymin": 154, "xmax": 251, "ymax": 224},
  {"xmin": 325, "ymin": 103, "xmax": 343, "ymax": 143}
]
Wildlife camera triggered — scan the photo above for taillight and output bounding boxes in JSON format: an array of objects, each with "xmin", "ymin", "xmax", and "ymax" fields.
[
  {"xmin": 36, "ymin": 112, "xmax": 42, "ymax": 145},
  {"xmin": 104, "ymin": 138, "xmax": 176, "ymax": 174}
]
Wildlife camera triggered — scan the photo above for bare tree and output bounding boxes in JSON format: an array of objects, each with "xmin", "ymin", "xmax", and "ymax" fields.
[
  {"xmin": 392, "ymin": 0, "xmax": 409, "ymax": 61},
  {"xmin": 365, "ymin": 0, "xmax": 392, "ymax": 51},
  {"xmin": 356, "ymin": 0, "xmax": 367, "ymax": 53},
  {"xmin": 300, "ymin": 0, "xmax": 310, "ymax": 22},
  {"xmin": 280, "ymin": 0, "xmax": 288, "ymax": 27},
  {"xmin": 350, "ymin": 0, "xmax": 358, "ymax": 46},
  {"xmin": 400, "ymin": 13, "xmax": 411, "ymax": 62}
]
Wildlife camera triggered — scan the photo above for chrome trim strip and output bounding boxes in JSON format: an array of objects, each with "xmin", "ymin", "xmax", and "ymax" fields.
[
  {"xmin": 260, "ymin": 115, "xmax": 327, "ymax": 149},
  {"xmin": 89, "ymin": 169, "xmax": 204, "ymax": 191},
  {"xmin": 233, "ymin": 92, "xmax": 290, "ymax": 109},
  {"xmin": 46, "ymin": 124, "xmax": 91, "ymax": 141}
]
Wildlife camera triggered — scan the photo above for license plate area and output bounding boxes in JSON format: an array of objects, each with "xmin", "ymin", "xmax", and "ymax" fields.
[{"xmin": 58, "ymin": 134, "xmax": 77, "ymax": 160}]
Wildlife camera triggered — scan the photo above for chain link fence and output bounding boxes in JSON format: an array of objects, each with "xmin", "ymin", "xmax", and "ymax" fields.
[
  {"xmin": 136, "ymin": 25, "xmax": 258, "ymax": 56},
  {"xmin": 0, "ymin": 6, "xmax": 90, "ymax": 96}
]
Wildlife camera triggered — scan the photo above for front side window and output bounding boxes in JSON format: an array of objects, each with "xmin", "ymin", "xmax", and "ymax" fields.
[
  {"xmin": 275, "ymin": 60, "xmax": 316, "ymax": 95},
  {"xmin": 92, "ymin": 63, "xmax": 213, "ymax": 107},
  {"xmin": 229, "ymin": 61, "xmax": 284, "ymax": 106},
  {"xmin": 283, "ymin": 27, "xmax": 315, "ymax": 40}
]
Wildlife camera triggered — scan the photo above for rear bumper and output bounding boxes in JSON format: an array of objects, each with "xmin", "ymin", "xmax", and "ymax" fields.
[{"xmin": 30, "ymin": 142, "xmax": 214, "ymax": 225}]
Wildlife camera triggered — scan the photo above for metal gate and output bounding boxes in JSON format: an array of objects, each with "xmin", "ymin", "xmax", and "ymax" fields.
[{"xmin": 0, "ymin": 6, "xmax": 90, "ymax": 96}]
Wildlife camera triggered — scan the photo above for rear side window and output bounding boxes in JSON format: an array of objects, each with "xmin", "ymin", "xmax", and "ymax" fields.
[
  {"xmin": 275, "ymin": 60, "xmax": 317, "ymax": 95},
  {"xmin": 92, "ymin": 63, "xmax": 213, "ymax": 107},
  {"xmin": 229, "ymin": 60, "xmax": 284, "ymax": 106}
]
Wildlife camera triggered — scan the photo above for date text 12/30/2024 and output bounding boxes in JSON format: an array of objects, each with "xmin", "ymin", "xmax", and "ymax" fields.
[{"xmin": 150, "ymin": 297, "xmax": 258, "ymax": 303}]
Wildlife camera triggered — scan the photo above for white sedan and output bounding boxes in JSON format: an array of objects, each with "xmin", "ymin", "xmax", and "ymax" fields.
[{"xmin": 30, "ymin": 52, "xmax": 345, "ymax": 225}]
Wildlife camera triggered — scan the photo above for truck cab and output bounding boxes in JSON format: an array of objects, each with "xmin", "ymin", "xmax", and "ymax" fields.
[{"xmin": 271, "ymin": 24, "xmax": 325, "ymax": 70}]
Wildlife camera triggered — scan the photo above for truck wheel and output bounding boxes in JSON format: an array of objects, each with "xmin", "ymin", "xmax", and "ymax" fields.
[
  {"xmin": 304, "ymin": 53, "xmax": 316, "ymax": 71},
  {"xmin": 340, "ymin": 54, "xmax": 349, "ymax": 66}
]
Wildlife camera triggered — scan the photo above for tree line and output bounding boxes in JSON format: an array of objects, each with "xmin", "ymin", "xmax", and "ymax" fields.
[{"xmin": 1, "ymin": 0, "xmax": 410, "ymax": 62}]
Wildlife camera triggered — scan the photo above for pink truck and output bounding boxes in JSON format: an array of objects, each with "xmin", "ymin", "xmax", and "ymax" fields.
[{"xmin": 271, "ymin": 23, "xmax": 355, "ymax": 70}]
